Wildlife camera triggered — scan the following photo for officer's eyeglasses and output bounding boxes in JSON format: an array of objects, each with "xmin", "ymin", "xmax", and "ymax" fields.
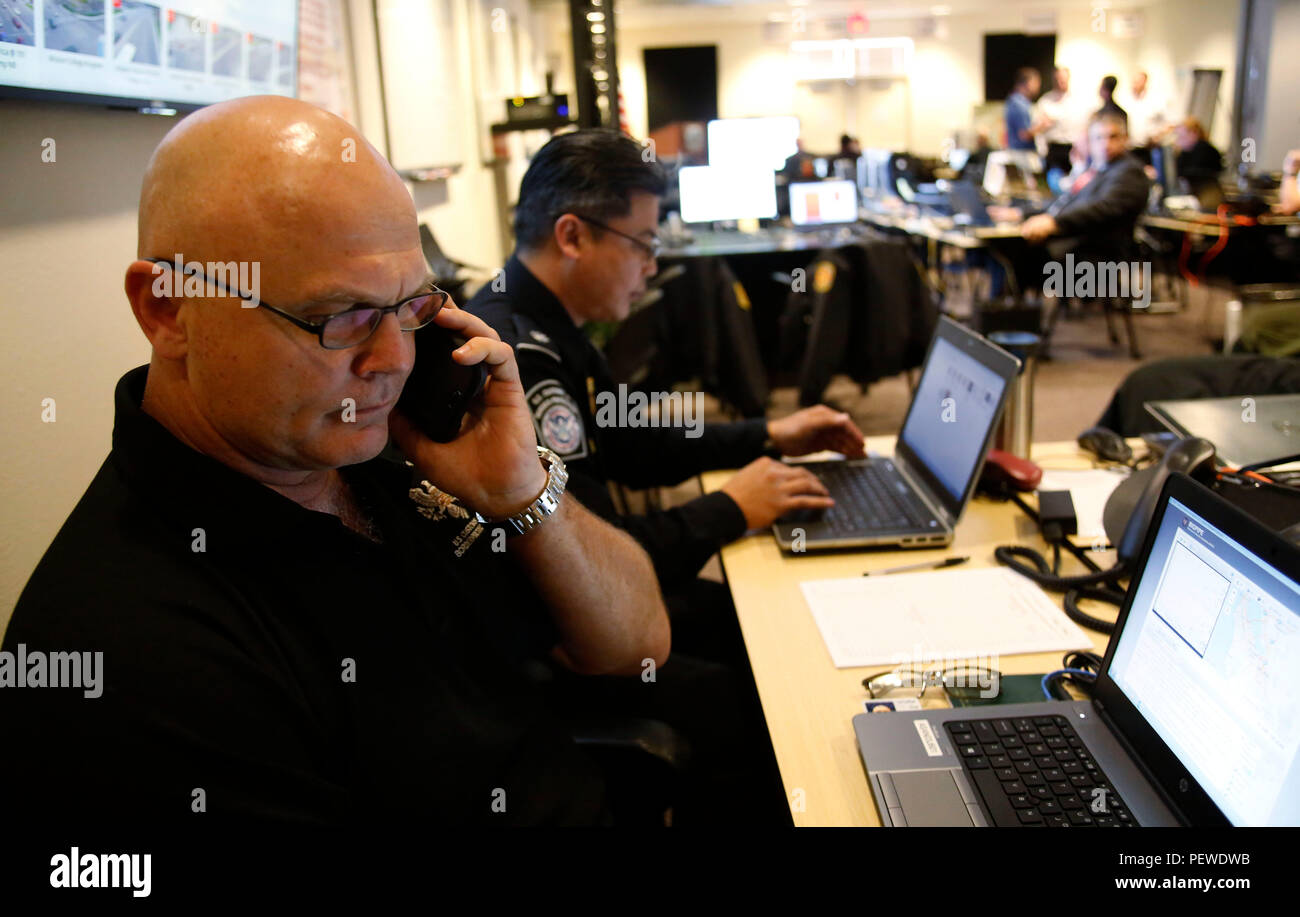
[
  {"xmin": 572, "ymin": 215, "xmax": 662, "ymax": 261},
  {"xmin": 144, "ymin": 258, "xmax": 447, "ymax": 350},
  {"xmin": 863, "ymin": 665, "xmax": 1001, "ymax": 701}
]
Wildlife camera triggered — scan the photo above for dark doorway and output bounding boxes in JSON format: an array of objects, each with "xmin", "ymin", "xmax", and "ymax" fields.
[
  {"xmin": 643, "ymin": 46, "xmax": 718, "ymax": 132},
  {"xmin": 984, "ymin": 33, "xmax": 1057, "ymax": 101}
]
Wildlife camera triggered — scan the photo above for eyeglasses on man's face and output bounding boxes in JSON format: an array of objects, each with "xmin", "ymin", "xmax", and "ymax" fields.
[
  {"xmin": 144, "ymin": 258, "xmax": 447, "ymax": 349},
  {"xmin": 572, "ymin": 214, "xmax": 663, "ymax": 262}
]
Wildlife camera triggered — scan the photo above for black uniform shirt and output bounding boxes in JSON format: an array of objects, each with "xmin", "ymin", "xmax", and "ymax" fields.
[
  {"xmin": 1, "ymin": 367, "xmax": 604, "ymax": 825},
  {"xmin": 467, "ymin": 255, "xmax": 769, "ymax": 588}
]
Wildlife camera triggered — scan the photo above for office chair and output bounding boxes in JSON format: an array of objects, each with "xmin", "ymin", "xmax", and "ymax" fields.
[
  {"xmin": 520, "ymin": 658, "xmax": 693, "ymax": 826},
  {"xmin": 772, "ymin": 250, "xmax": 854, "ymax": 406},
  {"xmin": 571, "ymin": 718, "xmax": 692, "ymax": 825},
  {"xmin": 419, "ymin": 223, "xmax": 488, "ymax": 303},
  {"xmin": 1039, "ymin": 211, "xmax": 1146, "ymax": 360}
]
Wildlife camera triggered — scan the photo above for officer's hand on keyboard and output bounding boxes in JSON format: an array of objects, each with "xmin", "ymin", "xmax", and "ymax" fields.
[
  {"xmin": 721, "ymin": 457, "xmax": 835, "ymax": 530},
  {"xmin": 766, "ymin": 405, "xmax": 866, "ymax": 459}
]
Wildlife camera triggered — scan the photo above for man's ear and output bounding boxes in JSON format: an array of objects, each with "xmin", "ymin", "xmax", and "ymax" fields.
[
  {"xmin": 552, "ymin": 214, "xmax": 586, "ymax": 261},
  {"xmin": 125, "ymin": 260, "xmax": 189, "ymax": 360}
]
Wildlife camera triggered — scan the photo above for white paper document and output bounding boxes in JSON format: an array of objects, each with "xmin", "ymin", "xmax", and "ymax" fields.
[
  {"xmin": 801, "ymin": 566, "xmax": 1092, "ymax": 669},
  {"xmin": 1037, "ymin": 469, "xmax": 1129, "ymax": 541}
]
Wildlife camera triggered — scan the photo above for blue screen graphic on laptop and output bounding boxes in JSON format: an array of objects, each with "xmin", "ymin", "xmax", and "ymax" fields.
[
  {"xmin": 1109, "ymin": 496, "xmax": 1300, "ymax": 826},
  {"xmin": 899, "ymin": 336, "xmax": 1006, "ymax": 501}
]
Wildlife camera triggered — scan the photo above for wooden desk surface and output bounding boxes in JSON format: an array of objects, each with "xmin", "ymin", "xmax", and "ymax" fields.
[
  {"xmin": 700, "ymin": 438, "xmax": 1117, "ymax": 826},
  {"xmin": 860, "ymin": 209, "xmax": 1024, "ymax": 249},
  {"xmin": 1141, "ymin": 211, "xmax": 1300, "ymax": 237}
]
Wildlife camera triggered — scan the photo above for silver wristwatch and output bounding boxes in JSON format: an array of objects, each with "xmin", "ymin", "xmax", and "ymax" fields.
[{"xmin": 474, "ymin": 446, "xmax": 568, "ymax": 535}]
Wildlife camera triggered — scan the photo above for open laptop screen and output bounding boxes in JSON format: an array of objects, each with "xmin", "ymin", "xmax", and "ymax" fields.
[
  {"xmin": 1108, "ymin": 494, "xmax": 1300, "ymax": 826},
  {"xmin": 897, "ymin": 333, "xmax": 1008, "ymax": 506},
  {"xmin": 789, "ymin": 180, "xmax": 858, "ymax": 225}
]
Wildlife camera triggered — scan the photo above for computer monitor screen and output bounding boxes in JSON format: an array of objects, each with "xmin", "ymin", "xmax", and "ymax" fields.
[
  {"xmin": 789, "ymin": 180, "xmax": 857, "ymax": 225},
  {"xmin": 983, "ymin": 150, "xmax": 1044, "ymax": 196},
  {"xmin": 1151, "ymin": 143, "xmax": 1179, "ymax": 198},
  {"xmin": 706, "ymin": 116, "xmax": 799, "ymax": 172},
  {"xmin": 898, "ymin": 334, "xmax": 1008, "ymax": 502},
  {"xmin": 1108, "ymin": 495, "xmax": 1300, "ymax": 826},
  {"xmin": 0, "ymin": 0, "xmax": 298, "ymax": 109},
  {"xmin": 677, "ymin": 165, "xmax": 777, "ymax": 223},
  {"xmin": 858, "ymin": 148, "xmax": 896, "ymax": 197}
]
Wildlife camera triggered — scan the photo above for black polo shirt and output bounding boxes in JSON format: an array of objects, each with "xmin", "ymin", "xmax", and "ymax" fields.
[
  {"xmin": 468, "ymin": 256, "xmax": 769, "ymax": 589},
  {"xmin": 1, "ymin": 367, "xmax": 604, "ymax": 825}
]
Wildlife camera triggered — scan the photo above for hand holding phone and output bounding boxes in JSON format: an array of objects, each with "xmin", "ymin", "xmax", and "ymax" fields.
[{"xmin": 396, "ymin": 322, "xmax": 489, "ymax": 442}]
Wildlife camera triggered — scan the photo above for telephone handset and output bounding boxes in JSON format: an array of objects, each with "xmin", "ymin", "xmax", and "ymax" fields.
[
  {"xmin": 1112, "ymin": 437, "xmax": 1217, "ymax": 562},
  {"xmin": 996, "ymin": 436, "xmax": 1220, "ymax": 635},
  {"xmin": 395, "ymin": 322, "xmax": 489, "ymax": 443}
]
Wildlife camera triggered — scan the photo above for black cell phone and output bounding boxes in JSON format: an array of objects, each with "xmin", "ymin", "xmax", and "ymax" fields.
[{"xmin": 396, "ymin": 322, "xmax": 488, "ymax": 443}]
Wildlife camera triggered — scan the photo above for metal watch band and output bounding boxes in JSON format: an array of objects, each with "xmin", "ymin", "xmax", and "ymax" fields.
[{"xmin": 474, "ymin": 446, "xmax": 568, "ymax": 535}]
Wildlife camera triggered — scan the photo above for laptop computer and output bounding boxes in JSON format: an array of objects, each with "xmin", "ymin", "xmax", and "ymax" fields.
[
  {"xmin": 948, "ymin": 180, "xmax": 993, "ymax": 228},
  {"xmin": 854, "ymin": 472, "xmax": 1300, "ymax": 826},
  {"xmin": 773, "ymin": 317, "xmax": 1020, "ymax": 551},
  {"xmin": 789, "ymin": 180, "xmax": 858, "ymax": 228},
  {"xmin": 1146, "ymin": 393, "xmax": 1300, "ymax": 470}
]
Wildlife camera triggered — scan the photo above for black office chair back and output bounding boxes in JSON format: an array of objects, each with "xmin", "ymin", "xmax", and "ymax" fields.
[{"xmin": 418, "ymin": 224, "xmax": 454, "ymax": 275}]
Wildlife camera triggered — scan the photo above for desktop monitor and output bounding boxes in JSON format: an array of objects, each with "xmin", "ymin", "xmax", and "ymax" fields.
[
  {"xmin": 677, "ymin": 165, "xmax": 778, "ymax": 224},
  {"xmin": 1151, "ymin": 143, "xmax": 1181, "ymax": 198},
  {"xmin": 983, "ymin": 150, "xmax": 1045, "ymax": 196},
  {"xmin": 0, "ymin": 0, "xmax": 299, "ymax": 111},
  {"xmin": 789, "ymin": 180, "xmax": 858, "ymax": 226},
  {"xmin": 857, "ymin": 148, "xmax": 896, "ymax": 198},
  {"xmin": 706, "ymin": 117, "xmax": 800, "ymax": 172}
]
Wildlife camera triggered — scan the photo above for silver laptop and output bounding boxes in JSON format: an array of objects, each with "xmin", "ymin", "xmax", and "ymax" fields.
[
  {"xmin": 855, "ymin": 473, "xmax": 1300, "ymax": 826},
  {"xmin": 1147, "ymin": 393, "xmax": 1300, "ymax": 470},
  {"xmin": 773, "ymin": 317, "xmax": 1020, "ymax": 551}
]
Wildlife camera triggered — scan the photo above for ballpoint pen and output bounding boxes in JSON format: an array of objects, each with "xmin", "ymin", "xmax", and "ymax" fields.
[{"xmin": 864, "ymin": 556, "xmax": 970, "ymax": 576}]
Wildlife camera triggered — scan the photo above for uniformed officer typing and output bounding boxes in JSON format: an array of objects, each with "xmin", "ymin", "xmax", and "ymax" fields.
[
  {"xmin": 468, "ymin": 130, "xmax": 868, "ymax": 606},
  {"xmin": 466, "ymin": 129, "xmax": 868, "ymax": 823}
]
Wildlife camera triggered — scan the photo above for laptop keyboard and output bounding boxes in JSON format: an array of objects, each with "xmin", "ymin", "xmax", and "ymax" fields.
[
  {"xmin": 815, "ymin": 461, "xmax": 937, "ymax": 534},
  {"xmin": 945, "ymin": 715, "xmax": 1139, "ymax": 827}
]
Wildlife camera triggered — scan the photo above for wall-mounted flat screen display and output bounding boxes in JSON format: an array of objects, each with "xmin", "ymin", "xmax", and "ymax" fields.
[{"xmin": 0, "ymin": 0, "xmax": 297, "ymax": 109}]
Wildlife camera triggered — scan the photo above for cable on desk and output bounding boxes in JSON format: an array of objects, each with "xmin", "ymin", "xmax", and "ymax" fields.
[
  {"xmin": 1042, "ymin": 649, "xmax": 1105, "ymax": 699},
  {"xmin": 1041, "ymin": 668, "xmax": 1097, "ymax": 700},
  {"xmin": 997, "ymin": 494, "xmax": 1128, "ymax": 634}
]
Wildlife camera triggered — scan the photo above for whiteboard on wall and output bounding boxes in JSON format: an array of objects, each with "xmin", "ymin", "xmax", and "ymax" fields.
[{"xmin": 375, "ymin": 0, "xmax": 468, "ymax": 170}]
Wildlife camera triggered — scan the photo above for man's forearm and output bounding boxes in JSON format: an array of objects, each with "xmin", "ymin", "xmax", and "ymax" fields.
[{"xmin": 507, "ymin": 494, "xmax": 670, "ymax": 676}]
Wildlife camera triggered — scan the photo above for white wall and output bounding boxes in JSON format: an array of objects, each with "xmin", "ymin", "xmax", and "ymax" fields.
[
  {"xmin": 1260, "ymin": 0, "xmax": 1300, "ymax": 171},
  {"xmin": 0, "ymin": 0, "xmax": 549, "ymax": 626},
  {"xmin": 1135, "ymin": 0, "xmax": 1242, "ymax": 155},
  {"xmin": 0, "ymin": 102, "xmax": 166, "ymax": 626},
  {"xmin": 611, "ymin": 0, "xmax": 1241, "ymax": 156}
]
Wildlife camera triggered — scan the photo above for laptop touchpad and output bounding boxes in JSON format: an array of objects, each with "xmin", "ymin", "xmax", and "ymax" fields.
[{"xmin": 889, "ymin": 771, "xmax": 974, "ymax": 827}]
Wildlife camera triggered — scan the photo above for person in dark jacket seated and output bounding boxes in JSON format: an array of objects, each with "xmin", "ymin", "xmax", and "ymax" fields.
[
  {"xmin": 990, "ymin": 111, "xmax": 1150, "ymax": 288},
  {"xmin": 1173, "ymin": 117, "xmax": 1224, "ymax": 196},
  {"xmin": 467, "ymin": 130, "xmax": 869, "ymax": 823},
  {"xmin": 0, "ymin": 96, "xmax": 671, "ymax": 826},
  {"xmin": 468, "ymin": 130, "xmax": 866, "ymax": 605}
]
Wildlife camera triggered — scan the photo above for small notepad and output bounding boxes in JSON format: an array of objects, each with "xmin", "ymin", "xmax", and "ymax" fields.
[{"xmin": 800, "ymin": 566, "xmax": 1092, "ymax": 669}]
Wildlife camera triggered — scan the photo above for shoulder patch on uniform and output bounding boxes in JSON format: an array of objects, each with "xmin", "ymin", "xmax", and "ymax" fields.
[
  {"xmin": 516, "ymin": 341, "xmax": 562, "ymax": 363},
  {"xmin": 525, "ymin": 379, "xmax": 588, "ymax": 460}
]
